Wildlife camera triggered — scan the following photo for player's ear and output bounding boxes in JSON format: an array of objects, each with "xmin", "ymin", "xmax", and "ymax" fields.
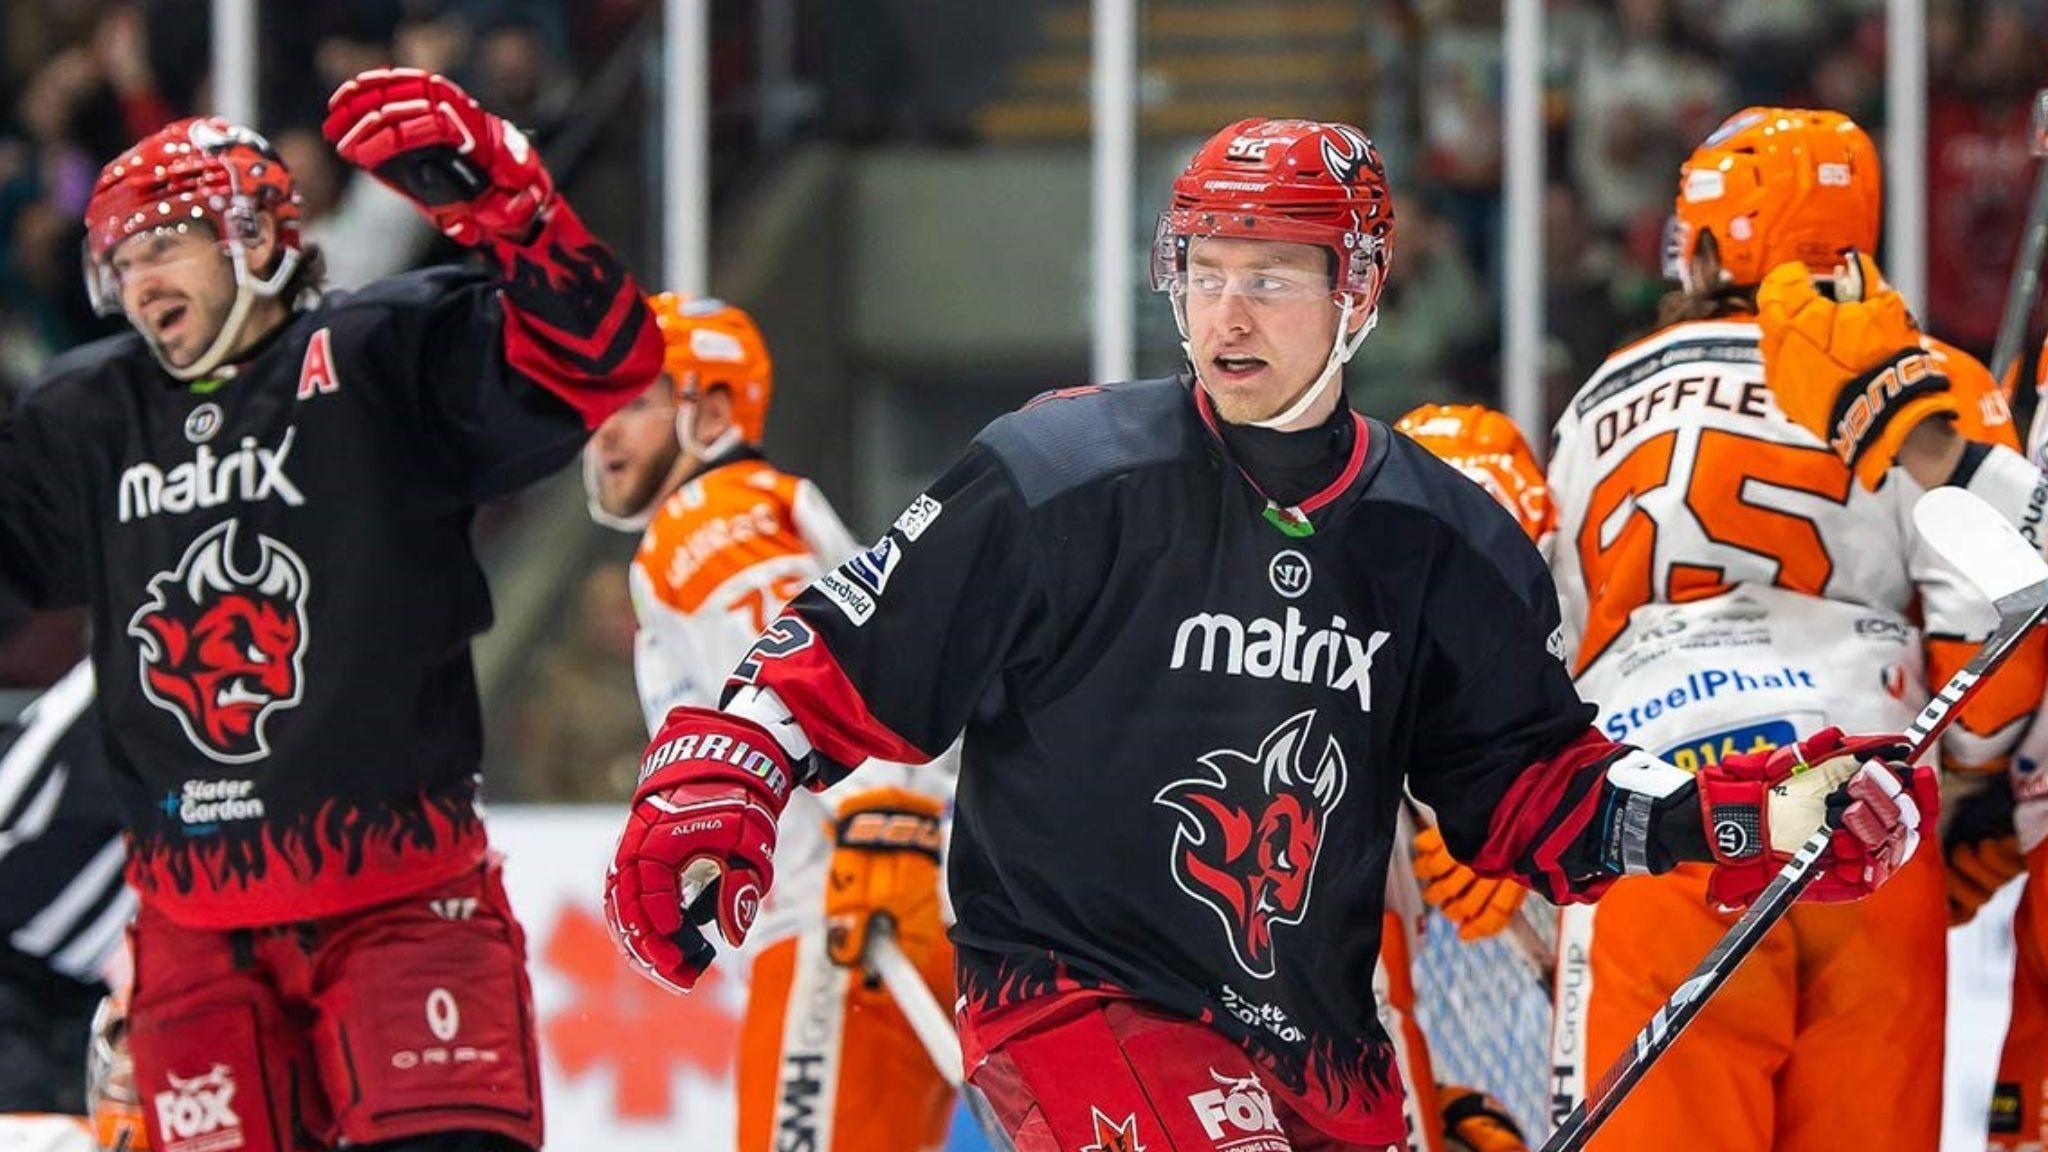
[
  {"xmin": 695, "ymin": 387, "xmax": 735, "ymax": 442},
  {"xmin": 248, "ymin": 212, "xmax": 281, "ymax": 277}
]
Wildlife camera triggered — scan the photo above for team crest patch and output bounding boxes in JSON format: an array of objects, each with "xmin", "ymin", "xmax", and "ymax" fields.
[{"xmin": 128, "ymin": 522, "xmax": 310, "ymax": 763}]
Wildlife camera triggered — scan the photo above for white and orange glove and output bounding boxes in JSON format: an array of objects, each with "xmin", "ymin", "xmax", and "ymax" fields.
[
  {"xmin": 824, "ymin": 786, "xmax": 948, "ymax": 971},
  {"xmin": 1697, "ymin": 727, "xmax": 1936, "ymax": 908},
  {"xmin": 1755, "ymin": 253, "xmax": 1960, "ymax": 490},
  {"xmin": 1411, "ymin": 821, "xmax": 1526, "ymax": 941},
  {"xmin": 88, "ymin": 993, "xmax": 148, "ymax": 1151},
  {"xmin": 323, "ymin": 67, "xmax": 556, "ymax": 247},
  {"xmin": 604, "ymin": 707, "xmax": 792, "ymax": 994}
]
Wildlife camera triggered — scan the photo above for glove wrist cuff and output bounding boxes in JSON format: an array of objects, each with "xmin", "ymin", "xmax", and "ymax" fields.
[{"xmin": 635, "ymin": 706, "xmax": 795, "ymax": 812}]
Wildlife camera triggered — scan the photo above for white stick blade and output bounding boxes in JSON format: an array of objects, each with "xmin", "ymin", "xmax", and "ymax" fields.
[{"xmin": 1914, "ymin": 487, "xmax": 2048, "ymax": 603}]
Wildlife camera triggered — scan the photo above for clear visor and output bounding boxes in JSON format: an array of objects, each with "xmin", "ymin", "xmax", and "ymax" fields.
[
  {"xmin": 83, "ymin": 221, "xmax": 224, "ymax": 317},
  {"xmin": 1660, "ymin": 214, "xmax": 1689, "ymax": 286},
  {"xmin": 1151, "ymin": 213, "xmax": 1384, "ymax": 301}
]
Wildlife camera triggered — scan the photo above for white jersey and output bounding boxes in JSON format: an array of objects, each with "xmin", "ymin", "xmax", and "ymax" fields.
[
  {"xmin": 630, "ymin": 453, "xmax": 954, "ymax": 945},
  {"xmin": 1548, "ymin": 318, "xmax": 2030, "ymax": 771}
]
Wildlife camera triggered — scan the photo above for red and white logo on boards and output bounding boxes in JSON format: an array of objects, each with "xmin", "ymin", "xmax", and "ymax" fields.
[
  {"xmin": 128, "ymin": 522, "xmax": 311, "ymax": 763},
  {"xmin": 297, "ymin": 327, "xmax": 339, "ymax": 399}
]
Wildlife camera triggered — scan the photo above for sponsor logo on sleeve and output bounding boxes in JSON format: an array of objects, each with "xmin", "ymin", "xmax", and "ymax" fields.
[
  {"xmin": 892, "ymin": 493, "xmax": 943, "ymax": 542},
  {"xmin": 815, "ymin": 569, "xmax": 877, "ymax": 625},
  {"xmin": 845, "ymin": 538, "xmax": 901, "ymax": 597}
]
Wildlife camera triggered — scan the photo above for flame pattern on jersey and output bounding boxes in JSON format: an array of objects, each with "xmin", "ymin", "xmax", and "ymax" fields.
[{"xmin": 126, "ymin": 789, "xmax": 482, "ymax": 924}]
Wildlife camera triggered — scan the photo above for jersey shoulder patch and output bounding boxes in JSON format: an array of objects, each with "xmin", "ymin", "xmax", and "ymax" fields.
[{"xmin": 976, "ymin": 376, "xmax": 1194, "ymax": 507}]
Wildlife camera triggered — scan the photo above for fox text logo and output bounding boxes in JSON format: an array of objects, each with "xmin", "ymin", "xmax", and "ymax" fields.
[
  {"xmin": 154, "ymin": 1064, "xmax": 242, "ymax": 1152},
  {"xmin": 1156, "ymin": 711, "xmax": 1347, "ymax": 979},
  {"xmin": 1170, "ymin": 608, "xmax": 1390, "ymax": 712},
  {"xmin": 1189, "ymin": 1070, "xmax": 1287, "ymax": 1151},
  {"xmin": 128, "ymin": 522, "xmax": 310, "ymax": 763}
]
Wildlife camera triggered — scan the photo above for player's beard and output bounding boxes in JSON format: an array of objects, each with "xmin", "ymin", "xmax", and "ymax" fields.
[{"xmin": 618, "ymin": 438, "xmax": 684, "ymax": 516}]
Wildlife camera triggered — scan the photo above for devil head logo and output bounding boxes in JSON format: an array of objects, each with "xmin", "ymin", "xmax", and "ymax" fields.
[
  {"xmin": 128, "ymin": 522, "xmax": 310, "ymax": 764},
  {"xmin": 1154, "ymin": 711, "xmax": 1347, "ymax": 980}
]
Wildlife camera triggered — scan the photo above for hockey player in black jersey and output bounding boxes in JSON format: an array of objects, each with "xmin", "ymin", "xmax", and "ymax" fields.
[
  {"xmin": 0, "ymin": 69, "xmax": 662, "ymax": 1152},
  {"xmin": 604, "ymin": 118, "xmax": 1932, "ymax": 1150}
]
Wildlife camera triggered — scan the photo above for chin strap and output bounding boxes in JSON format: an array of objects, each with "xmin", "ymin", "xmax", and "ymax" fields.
[
  {"xmin": 1173, "ymin": 293, "xmax": 1379, "ymax": 431},
  {"xmin": 1249, "ymin": 297, "xmax": 1377, "ymax": 430},
  {"xmin": 148, "ymin": 240, "xmax": 303, "ymax": 382}
]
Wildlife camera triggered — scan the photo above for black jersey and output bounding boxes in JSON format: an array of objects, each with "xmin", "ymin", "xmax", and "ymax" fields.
[
  {"xmin": 0, "ymin": 204, "xmax": 660, "ymax": 927},
  {"xmin": 727, "ymin": 376, "xmax": 1630, "ymax": 1143}
]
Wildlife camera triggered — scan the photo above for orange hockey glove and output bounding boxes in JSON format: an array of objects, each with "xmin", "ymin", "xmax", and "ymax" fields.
[
  {"xmin": 824, "ymin": 786, "xmax": 949, "ymax": 971},
  {"xmin": 1440, "ymin": 1083, "xmax": 1529, "ymax": 1152},
  {"xmin": 1755, "ymin": 253, "xmax": 1960, "ymax": 490},
  {"xmin": 1412, "ymin": 821, "xmax": 1526, "ymax": 941}
]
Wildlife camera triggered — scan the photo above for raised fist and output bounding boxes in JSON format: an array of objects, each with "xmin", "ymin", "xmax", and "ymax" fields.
[{"xmin": 323, "ymin": 67, "xmax": 555, "ymax": 247}]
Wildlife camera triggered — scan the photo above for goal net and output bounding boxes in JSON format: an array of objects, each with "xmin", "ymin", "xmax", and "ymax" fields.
[{"xmin": 1411, "ymin": 898, "xmax": 1560, "ymax": 1141}]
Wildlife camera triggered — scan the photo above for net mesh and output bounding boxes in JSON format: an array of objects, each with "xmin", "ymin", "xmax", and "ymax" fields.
[{"xmin": 1411, "ymin": 898, "xmax": 1560, "ymax": 1141}]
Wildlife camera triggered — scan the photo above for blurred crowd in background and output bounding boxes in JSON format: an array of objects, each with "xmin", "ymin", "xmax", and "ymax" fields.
[{"xmin": 1, "ymin": 0, "xmax": 2044, "ymax": 798}]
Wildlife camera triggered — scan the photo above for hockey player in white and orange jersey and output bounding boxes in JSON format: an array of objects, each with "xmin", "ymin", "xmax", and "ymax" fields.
[
  {"xmin": 1542, "ymin": 107, "xmax": 2048, "ymax": 1151},
  {"xmin": 1384, "ymin": 402, "xmax": 1552, "ymax": 1152},
  {"xmin": 584, "ymin": 293, "xmax": 957, "ymax": 1152}
]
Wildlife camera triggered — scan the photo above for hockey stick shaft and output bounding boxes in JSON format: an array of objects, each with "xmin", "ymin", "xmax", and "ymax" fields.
[
  {"xmin": 866, "ymin": 919, "xmax": 1021, "ymax": 1152},
  {"xmin": 1540, "ymin": 519, "xmax": 2048, "ymax": 1150},
  {"xmin": 1990, "ymin": 89, "xmax": 2048, "ymax": 395}
]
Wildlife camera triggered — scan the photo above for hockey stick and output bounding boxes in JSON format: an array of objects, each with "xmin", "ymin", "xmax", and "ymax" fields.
[
  {"xmin": 1540, "ymin": 487, "xmax": 2048, "ymax": 1151},
  {"xmin": 866, "ymin": 919, "xmax": 1020, "ymax": 1152},
  {"xmin": 1990, "ymin": 89, "xmax": 2048, "ymax": 397}
]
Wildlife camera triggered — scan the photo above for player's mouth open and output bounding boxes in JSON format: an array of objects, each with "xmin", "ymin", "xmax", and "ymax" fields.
[
  {"xmin": 1213, "ymin": 354, "xmax": 1267, "ymax": 379},
  {"xmin": 151, "ymin": 303, "xmax": 189, "ymax": 339}
]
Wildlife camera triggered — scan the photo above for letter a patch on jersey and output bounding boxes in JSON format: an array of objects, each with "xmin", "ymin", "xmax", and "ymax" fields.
[{"xmin": 297, "ymin": 329, "xmax": 339, "ymax": 400}]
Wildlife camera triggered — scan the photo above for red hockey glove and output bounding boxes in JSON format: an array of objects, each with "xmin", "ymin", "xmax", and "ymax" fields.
[
  {"xmin": 1697, "ymin": 727, "xmax": 1935, "ymax": 908},
  {"xmin": 604, "ymin": 707, "xmax": 792, "ymax": 994},
  {"xmin": 323, "ymin": 67, "xmax": 556, "ymax": 247},
  {"xmin": 823, "ymin": 786, "xmax": 948, "ymax": 969}
]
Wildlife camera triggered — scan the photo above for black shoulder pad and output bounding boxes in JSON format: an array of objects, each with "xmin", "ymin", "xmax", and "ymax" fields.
[
  {"xmin": 1372, "ymin": 423, "xmax": 1553, "ymax": 611},
  {"xmin": 976, "ymin": 377, "xmax": 1193, "ymax": 507}
]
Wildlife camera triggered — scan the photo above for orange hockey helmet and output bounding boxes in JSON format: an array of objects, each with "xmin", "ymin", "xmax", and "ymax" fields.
[
  {"xmin": 650, "ymin": 292, "xmax": 774, "ymax": 445},
  {"xmin": 1395, "ymin": 403, "xmax": 1554, "ymax": 542},
  {"xmin": 1669, "ymin": 107, "xmax": 1881, "ymax": 291}
]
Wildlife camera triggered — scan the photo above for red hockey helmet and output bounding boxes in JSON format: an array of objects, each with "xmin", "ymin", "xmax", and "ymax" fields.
[
  {"xmin": 1153, "ymin": 118, "xmax": 1396, "ymax": 427},
  {"xmin": 1669, "ymin": 107, "xmax": 1881, "ymax": 291},
  {"xmin": 1152, "ymin": 118, "xmax": 1395, "ymax": 307},
  {"xmin": 83, "ymin": 117, "xmax": 305, "ymax": 379}
]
